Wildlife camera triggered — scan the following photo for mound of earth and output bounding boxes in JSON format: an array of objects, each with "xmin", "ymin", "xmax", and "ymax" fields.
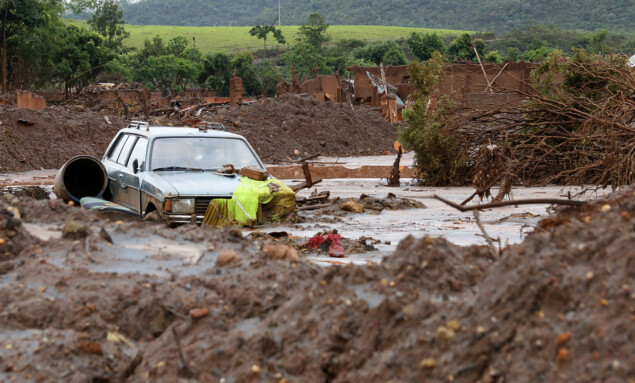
[
  {"xmin": 0, "ymin": 105, "xmax": 125, "ymax": 173},
  {"xmin": 1, "ymin": 95, "xmax": 399, "ymax": 173},
  {"xmin": 0, "ymin": 189, "xmax": 632, "ymax": 382},
  {"xmin": 203, "ymin": 94, "xmax": 400, "ymax": 162}
]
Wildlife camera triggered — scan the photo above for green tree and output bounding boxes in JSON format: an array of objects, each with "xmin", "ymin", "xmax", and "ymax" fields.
[
  {"xmin": 382, "ymin": 46, "xmax": 407, "ymax": 66},
  {"xmin": 401, "ymin": 52, "xmax": 469, "ymax": 185},
  {"xmin": 505, "ymin": 47, "xmax": 521, "ymax": 61},
  {"xmin": 199, "ymin": 52, "xmax": 231, "ymax": 95},
  {"xmin": 137, "ymin": 35, "xmax": 167, "ymax": 62},
  {"xmin": 0, "ymin": 0, "xmax": 64, "ymax": 91},
  {"xmin": 298, "ymin": 13, "xmax": 330, "ymax": 48},
  {"xmin": 87, "ymin": 0, "xmax": 130, "ymax": 53},
  {"xmin": 484, "ymin": 50, "xmax": 502, "ymax": 63},
  {"xmin": 282, "ymin": 43, "xmax": 330, "ymax": 79},
  {"xmin": 589, "ymin": 29, "xmax": 608, "ymax": 55},
  {"xmin": 53, "ymin": 25, "xmax": 114, "ymax": 97},
  {"xmin": 406, "ymin": 32, "xmax": 446, "ymax": 62},
  {"xmin": 353, "ymin": 40, "xmax": 402, "ymax": 65},
  {"xmin": 248, "ymin": 60, "xmax": 279, "ymax": 96},
  {"xmin": 249, "ymin": 24, "xmax": 286, "ymax": 49},
  {"xmin": 523, "ymin": 46, "xmax": 555, "ymax": 61},
  {"xmin": 448, "ymin": 33, "xmax": 485, "ymax": 62},
  {"xmin": 135, "ymin": 54, "xmax": 199, "ymax": 94},
  {"xmin": 166, "ymin": 35, "xmax": 189, "ymax": 56}
]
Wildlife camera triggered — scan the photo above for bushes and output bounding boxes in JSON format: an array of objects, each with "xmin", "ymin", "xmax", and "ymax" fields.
[{"xmin": 400, "ymin": 52, "xmax": 471, "ymax": 186}]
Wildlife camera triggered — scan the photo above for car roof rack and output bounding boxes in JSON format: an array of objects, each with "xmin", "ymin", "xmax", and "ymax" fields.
[
  {"xmin": 196, "ymin": 121, "xmax": 227, "ymax": 132},
  {"xmin": 127, "ymin": 121, "xmax": 149, "ymax": 131}
]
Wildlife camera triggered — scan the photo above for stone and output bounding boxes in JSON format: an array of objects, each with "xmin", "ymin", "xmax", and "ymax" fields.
[
  {"xmin": 62, "ymin": 220, "xmax": 92, "ymax": 240},
  {"xmin": 340, "ymin": 199, "xmax": 364, "ymax": 213}
]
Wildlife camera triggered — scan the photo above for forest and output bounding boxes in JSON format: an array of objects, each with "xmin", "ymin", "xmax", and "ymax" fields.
[
  {"xmin": 3, "ymin": 0, "xmax": 634, "ymax": 99},
  {"xmin": 119, "ymin": 0, "xmax": 635, "ymax": 33}
]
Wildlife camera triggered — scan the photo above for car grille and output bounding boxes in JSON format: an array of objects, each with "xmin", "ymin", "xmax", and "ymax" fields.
[
  {"xmin": 195, "ymin": 198, "xmax": 213, "ymax": 215},
  {"xmin": 195, "ymin": 197, "xmax": 231, "ymax": 215}
]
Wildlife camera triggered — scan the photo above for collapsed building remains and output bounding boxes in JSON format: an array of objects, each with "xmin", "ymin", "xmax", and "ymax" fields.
[{"xmin": 276, "ymin": 62, "xmax": 539, "ymax": 123}]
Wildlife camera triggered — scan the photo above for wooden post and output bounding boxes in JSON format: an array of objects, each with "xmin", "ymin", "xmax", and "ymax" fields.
[{"xmin": 473, "ymin": 46, "xmax": 493, "ymax": 93}]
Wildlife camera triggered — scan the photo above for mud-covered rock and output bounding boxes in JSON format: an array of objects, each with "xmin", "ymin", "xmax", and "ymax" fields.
[{"xmin": 62, "ymin": 219, "xmax": 92, "ymax": 239}]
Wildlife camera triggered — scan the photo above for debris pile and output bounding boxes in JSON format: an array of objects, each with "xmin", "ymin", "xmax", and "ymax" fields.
[{"xmin": 435, "ymin": 52, "xmax": 635, "ymax": 190}]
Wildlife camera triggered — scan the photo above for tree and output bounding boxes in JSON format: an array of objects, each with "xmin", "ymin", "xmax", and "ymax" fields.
[
  {"xmin": 199, "ymin": 52, "xmax": 231, "ymax": 95},
  {"xmin": 484, "ymin": 50, "xmax": 503, "ymax": 63},
  {"xmin": 167, "ymin": 35, "xmax": 189, "ymax": 56},
  {"xmin": 136, "ymin": 35, "xmax": 167, "ymax": 62},
  {"xmin": 87, "ymin": 0, "xmax": 130, "ymax": 53},
  {"xmin": 448, "ymin": 33, "xmax": 485, "ymax": 62},
  {"xmin": 353, "ymin": 40, "xmax": 403, "ymax": 65},
  {"xmin": 400, "ymin": 52, "xmax": 469, "ymax": 185},
  {"xmin": 249, "ymin": 24, "xmax": 285, "ymax": 49},
  {"xmin": 298, "ymin": 13, "xmax": 330, "ymax": 48},
  {"xmin": 407, "ymin": 32, "xmax": 446, "ymax": 62},
  {"xmin": 589, "ymin": 29, "xmax": 608, "ymax": 55},
  {"xmin": 282, "ymin": 43, "xmax": 330, "ymax": 79},
  {"xmin": 53, "ymin": 25, "xmax": 114, "ymax": 97},
  {"xmin": 382, "ymin": 46, "xmax": 407, "ymax": 66},
  {"xmin": 135, "ymin": 54, "xmax": 199, "ymax": 94},
  {"xmin": 1, "ymin": 0, "xmax": 65, "ymax": 91}
]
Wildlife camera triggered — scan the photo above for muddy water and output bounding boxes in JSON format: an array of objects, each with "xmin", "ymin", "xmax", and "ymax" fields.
[
  {"xmin": 264, "ymin": 179, "xmax": 611, "ymax": 265},
  {"xmin": 4, "ymin": 155, "xmax": 611, "ymax": 268}
]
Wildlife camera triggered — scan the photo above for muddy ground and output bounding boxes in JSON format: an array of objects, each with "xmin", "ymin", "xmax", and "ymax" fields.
[
  {"xmin": 202, "ymin": 94, "xmax": 400, "ymax": 162},
  {"xmin": 0, "ymin": 96, "xmax": 398, "ymax": 173},
  {"xmin": 0, "ymin": 185, "xmax": 633, "ymax": 382}
]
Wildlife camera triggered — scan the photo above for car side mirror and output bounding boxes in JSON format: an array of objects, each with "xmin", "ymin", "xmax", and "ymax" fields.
[{"xmin": 132, "ymin": 159, "xmax": 143, "ymax": 174}]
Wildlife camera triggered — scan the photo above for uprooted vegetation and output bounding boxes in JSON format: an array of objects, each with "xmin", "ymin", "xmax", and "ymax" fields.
[
  {"xmin": 401, "ymin": 50, "xmax": 635, "ymax": 192},
  {"xmin": 0, "ymin": 181, "xmax": 634, "ymax": 382}
]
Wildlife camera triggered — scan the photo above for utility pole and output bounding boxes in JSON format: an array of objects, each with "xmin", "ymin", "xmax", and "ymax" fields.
[{"xmin": 278, "ymin": 0, "xmax": 281, "ymax": 26}]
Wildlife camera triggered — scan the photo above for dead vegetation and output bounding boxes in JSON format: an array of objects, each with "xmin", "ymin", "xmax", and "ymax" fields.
[{"xmin": 403, "ymin": 51, "xmax": 635, "ymax": 194}]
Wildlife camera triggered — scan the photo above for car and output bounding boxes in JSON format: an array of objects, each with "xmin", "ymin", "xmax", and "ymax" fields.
[{"xmin": 101, "ymin": 121, "xmax": 266, "ymax": 224}]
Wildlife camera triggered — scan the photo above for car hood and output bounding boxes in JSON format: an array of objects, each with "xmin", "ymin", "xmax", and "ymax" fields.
[{"xmin": 145, "ymin": 171, "xmax": 242, "ymax": 198}]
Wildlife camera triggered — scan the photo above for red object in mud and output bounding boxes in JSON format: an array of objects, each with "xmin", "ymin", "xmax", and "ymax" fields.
[{"xmin": 308, "ymin": 234, "xmax": 345, "ymax": 257}]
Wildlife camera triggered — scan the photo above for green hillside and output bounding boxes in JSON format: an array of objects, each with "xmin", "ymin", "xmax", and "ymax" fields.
[
  {"xmin": 66, "ymin": 20, "xmax": 468, "ymax": 54},
  {"xmin": 120, "ymin": 0, "xmax": 635, "ymax": 33}
]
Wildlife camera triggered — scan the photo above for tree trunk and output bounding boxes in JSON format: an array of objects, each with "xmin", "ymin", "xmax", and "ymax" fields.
[{"xmin": 2, "ymin": 1, "xmax": 9, "ymax": 93}]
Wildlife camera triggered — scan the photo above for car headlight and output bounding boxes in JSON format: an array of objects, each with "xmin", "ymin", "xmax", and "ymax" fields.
[{"xmin": 171, "ymin": 198, "xmax": 195, "ymax": 214}]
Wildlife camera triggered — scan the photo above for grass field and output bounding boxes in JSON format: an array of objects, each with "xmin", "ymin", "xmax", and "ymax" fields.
[{"xmin": 66, "ymin": 20, "xmax": 469, "ymax": 54}]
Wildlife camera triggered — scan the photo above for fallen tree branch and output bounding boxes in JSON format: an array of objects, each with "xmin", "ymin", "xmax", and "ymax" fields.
[
  {"xmin": 298, "ymin": 203, "xmax": 335, "ymax": 211},
  {"xmin": 473, "ymin": 209, "xmax": 498, "ymax": 257},
  {"xmin": 433, "ymin": 194, "xmax": 587, "ymax": 212}
]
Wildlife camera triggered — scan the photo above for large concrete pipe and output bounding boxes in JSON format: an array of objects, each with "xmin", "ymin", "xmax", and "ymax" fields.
[{"xmin": 54, "ymin": 156, "xmax": 108, "ymax": 202}]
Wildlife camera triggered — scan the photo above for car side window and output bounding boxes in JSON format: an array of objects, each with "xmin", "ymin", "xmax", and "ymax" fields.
[
  {"xmin": 127, "ymin": 137, "xmax": 148, "ymax": 170},
  {"xmin": 117, "ymin": 135, "xmax": 138, "ymax": 166},
  {"xmin": 107, "ymin": 133, "xmax": 127, "ymax": 162}
]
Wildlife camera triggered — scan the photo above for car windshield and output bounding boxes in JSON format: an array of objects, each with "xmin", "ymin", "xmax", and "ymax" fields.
[{"xmin": 150, "ymin": 137, "xmax": 262, "ymax": 171}]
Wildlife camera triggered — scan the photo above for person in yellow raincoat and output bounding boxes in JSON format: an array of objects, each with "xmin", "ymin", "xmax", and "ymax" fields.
[{"xmin": 202, "ymin": 177, "xmax": 296, "ymax": 228}]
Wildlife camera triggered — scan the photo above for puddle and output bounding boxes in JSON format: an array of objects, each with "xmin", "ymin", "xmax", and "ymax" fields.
[{"xmin": 22, "ymin": 223, "xmax": 62, "ymax": 241}]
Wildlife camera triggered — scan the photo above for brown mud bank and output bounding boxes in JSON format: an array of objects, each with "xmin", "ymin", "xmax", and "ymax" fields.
[
  {"xmin": 0, "ymin": 186, "xmax": 633, "ymax": 382},
  {"xmin": 0, "ymin": 96, "xmax": 399, "ymax": 174}
]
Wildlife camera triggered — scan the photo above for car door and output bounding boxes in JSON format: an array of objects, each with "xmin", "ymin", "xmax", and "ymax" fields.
[
  {"xmin": 107, "ymin": 134, "xmax": 139, "ymax": 212},
  {"xmin": 104, "ymin": 132, "xmax": 128, "ymax": 203},
  {"xmin": 120, "ymin": 136, "xmax": 148, "ymax": 214}
]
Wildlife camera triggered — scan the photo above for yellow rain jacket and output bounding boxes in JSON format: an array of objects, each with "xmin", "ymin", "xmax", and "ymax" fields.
[{"xmin": 202, "ymin": 178, "xmax": 296, "ymax": 228}]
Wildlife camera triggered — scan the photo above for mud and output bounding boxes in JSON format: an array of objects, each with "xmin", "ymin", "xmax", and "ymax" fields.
[
  {"xmin": 202, "ymin": 94, "xmax": 399, "ymax": 162},
  {"xmin": 0, "ymin": 106, "xmax": 126, "ymax": 173},
  {"xmin": 0, "ymin": 96, "xmax": 398, "ymax": 174},
  {"xmin": 0, "ymin": 184, "xmax": 633, "ymax": 382}
]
